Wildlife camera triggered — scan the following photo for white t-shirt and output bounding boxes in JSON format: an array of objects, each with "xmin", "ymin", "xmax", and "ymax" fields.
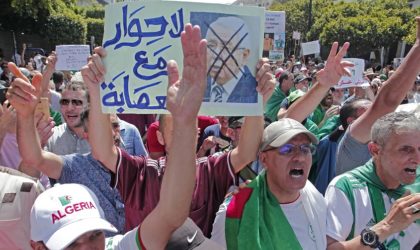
[
  {"xmin": 211, "ymin": 181, "xmax": 326, "ymax": 250},
  {"xmin": 326, "ymin": 174, "xmax": 420, "ymax": 249},
  {"xmin": 105, "ymin": 227, "xmax": 139, "ymax": 249}
]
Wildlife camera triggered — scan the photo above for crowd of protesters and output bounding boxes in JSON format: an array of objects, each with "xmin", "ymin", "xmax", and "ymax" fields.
[{"xmin": 0, "ymin": 16, "xmax": 419, "ymax": 250}]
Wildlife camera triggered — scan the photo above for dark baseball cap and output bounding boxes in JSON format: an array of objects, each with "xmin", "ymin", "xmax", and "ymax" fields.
[{"xmin": 166, "ymin": 218, "xmax": 223, "ymax": 250}]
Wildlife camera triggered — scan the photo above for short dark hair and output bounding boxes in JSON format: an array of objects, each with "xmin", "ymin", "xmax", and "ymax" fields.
[
  {"xmin": 64, "ymin": 81, "xmax": 90, "ymax": 104},
  {"xmin": 52, "ymin": 71, "xmax": 64, "ymax": 84},
  {"xmin": 79, "ymin": 109, "xmax": 89, "ymax": 132},
  {"xmin": 278, "ymin": 70, "xmax": 290, "ymax": 86},
  {"xmin": 339, "ymin": 98, "xmax": 371, "ymax": 129}
]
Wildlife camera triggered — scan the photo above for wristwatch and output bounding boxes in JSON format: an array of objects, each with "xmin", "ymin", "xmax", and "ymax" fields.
[{"xmin": 360, "ymin": 228, "xmax": 386, "ymax": 249}]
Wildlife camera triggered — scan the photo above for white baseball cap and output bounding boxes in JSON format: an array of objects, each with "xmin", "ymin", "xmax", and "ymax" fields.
[{"xmin": 30, "ymin": 183, "xmax": 117, "ymax": 249}]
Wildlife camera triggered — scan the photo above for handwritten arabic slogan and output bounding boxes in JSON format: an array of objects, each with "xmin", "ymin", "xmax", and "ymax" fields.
[
  {"xmin": 335, "ymin": 58, "xmax": 369, "ymax": 88},
  {"xmin": 102, "ymin": 1, "xmax": 264, "ymax": 115}
]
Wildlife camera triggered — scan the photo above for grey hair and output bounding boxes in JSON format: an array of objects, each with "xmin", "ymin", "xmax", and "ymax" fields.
[{"xmin": 371, "ymin": 111, "xmax": 420, "ymax": 146}]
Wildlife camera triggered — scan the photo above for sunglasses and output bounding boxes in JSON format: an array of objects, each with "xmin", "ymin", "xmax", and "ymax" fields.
[
  {"xmin": 59, "ymin": 99, "xmax": 84, "ymax": 106},
  {"xmin": 266, "ymin": 143, "xmax": 316, "ymax": 156}
]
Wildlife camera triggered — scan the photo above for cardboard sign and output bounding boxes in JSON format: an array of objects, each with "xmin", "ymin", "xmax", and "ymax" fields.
[{"xmin": 102, "ymin": 1, "xmax": 265, "ymax": 116}]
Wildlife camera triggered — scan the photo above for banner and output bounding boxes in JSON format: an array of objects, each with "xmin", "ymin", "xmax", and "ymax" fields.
[{"xmin": 263, "ymin": 11, "xmax": 285, "ymax": 61}]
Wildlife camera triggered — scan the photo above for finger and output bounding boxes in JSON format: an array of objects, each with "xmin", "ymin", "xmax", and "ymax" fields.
[
  {"xmin": 335, "ymin": 42, "xmax": 350, "ymax": 61},
  {"xmin": 256, "ymin": 63, "xmax": 271, "ymax": 82},
  {"xmin": 8, "ymin": 62, "xmax": 30, "ymax": 83},
  {"xmin": 341, "ymin": 61, "xmax": 354, "ymax": 68},
  {"xmin": 257, "ymin": 73, "xmax": 275, "ymax": 94},
  {"xmin": 167, "ymin": 60, "xmax": 180, "ymax": 87},
  {"xmin": 91, "ymin": 53, "xmax": 106, "ymax": 76},
  {"xmin": 94, "ymin": 46, "xmax": 107, "ymax": 58},
  {"xmin": 416, "ymin": 16, "xmax": 420, "ymax": 39},
  {"xmin": 81, "ymin": 65, "xmax": 98, "ymax": 86},
  {"xmin": 7, "ymin": 85, "xmax": 35, "ymax": 103},
  {"xmin": 326, "ymin": 42, "xmax": 339, "ymax": 64},
  {"xmin": 31, "ymin": 73, "xmax": 43, "ymax": 97},
  {"xmin": 256, "ymin": 58, "xmax": 269, "ymax": 72}
]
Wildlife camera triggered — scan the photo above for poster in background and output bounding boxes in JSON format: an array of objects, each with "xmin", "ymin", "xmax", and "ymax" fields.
[
  {"xmin": 263, "ymin": 11, "xmax": 285, "ymax": 61},
  {"xmin": 102, "ymin": 1, "xmax": 264, "ymax": 116}
]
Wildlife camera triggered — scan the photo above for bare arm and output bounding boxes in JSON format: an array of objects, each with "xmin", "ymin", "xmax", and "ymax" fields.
[
  {"xmin": 140, "ymin": 24, "xmax": 207, "ymax": 249},
  {"xmin": 230, "ymin": 59, "xmax": 275, "ymax": 173},
  {"xmin": 7, "ymin": 67, "xmax": 63, "ymax": 179},
  {"xmin": 81, "ymin": 48, "xmax": 118, "ymax": 173},
  {"xmin": 40, "ymin": 52, "xmax": 56, "ymax": 98},
  {"xmin": 350, "ymin": 17, "xmax": 420, "ymax": 143},
  {"xmin": 285, "ymin": 42, "xmax": 352, "ymax": 123},
  {"xmin": 327, "ymin": 194, "xmax": 420, "ymax": 250}
]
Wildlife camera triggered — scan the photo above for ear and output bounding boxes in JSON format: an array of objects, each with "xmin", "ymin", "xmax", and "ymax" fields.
[
  {"xmin": 368, "ymin": 142, "xmax": 380, "ymax": 157},
  {"xmin": 242, "ymin": 49, "xmax": 250, "ymax": 62},
  {"xmin": 346, "ymin": 117, "xmax": 355, "ymax": 126},
  {"xmin": 258, "ymin": 152, "xmax": 269, "ymax": 170},
  {"xmin": 156, "ymin": 130, "xmax": 165, "ymax": 146}
]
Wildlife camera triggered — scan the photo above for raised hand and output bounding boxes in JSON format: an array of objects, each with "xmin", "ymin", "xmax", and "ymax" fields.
[
  {"xmin": 6, "ymin": 62, "xmax": 42, "ymax": 117},
  {"xmin": 255, "ymin": 58, "xmax": 276, "ymax": 105},
  {"xmin": 81, "ymin": 47, "xmax": 106, "ymax": 92},
  {"xmin": 317, "ymin": 42, "xmax": 353, "ymax": 87},
  {"xmin": 166, "ymin": 24, "xmax": 207, "ymax": 123}
]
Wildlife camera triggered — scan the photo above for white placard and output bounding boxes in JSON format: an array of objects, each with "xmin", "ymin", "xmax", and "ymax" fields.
[
  {"xmin": 301, "ymin": 40, "xmax": 320, "ymax": 55},
  {"xmin": 292, "ymin": 31, "xmax": 300, "ymax": 40},
  {"xmin": 56, "ymin": 45, "xmax": 90, "ymax": 71},
  {"xmin": 335, "ymin": 58, "xmax": 369, "ymax": 88}
]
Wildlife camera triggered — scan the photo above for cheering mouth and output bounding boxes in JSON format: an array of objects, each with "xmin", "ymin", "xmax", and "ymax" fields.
[
  {"xmin": 404, "ymin": 167, "xmax": 417, "ymax": 175},
  {"xmin": 289, "ymin": 168, "xmax": 304, "ymax": 178}
]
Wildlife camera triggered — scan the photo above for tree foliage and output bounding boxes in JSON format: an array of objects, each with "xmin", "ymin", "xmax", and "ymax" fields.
[
  {"xmin": 270, "ymin": 0, "xmax": 417, "ymax": 58},
  {"xmin": 0, "ymin": 0, "xmax": 104, "ymax": 46}
]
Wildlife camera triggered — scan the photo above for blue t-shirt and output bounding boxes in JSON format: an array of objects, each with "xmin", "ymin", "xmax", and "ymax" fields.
[{"xmin": 59, "ymin": 153, "xmax": 125, "ymax": 235}]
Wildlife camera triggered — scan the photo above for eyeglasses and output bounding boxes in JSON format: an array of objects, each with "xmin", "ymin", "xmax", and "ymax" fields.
[
  {"xmin": 266, "ymin": 143, "xmax": 316, "ymax": 156},
  {"xmin": 59, "ymin": 99, "xmax": 84, "ymax": 106}
]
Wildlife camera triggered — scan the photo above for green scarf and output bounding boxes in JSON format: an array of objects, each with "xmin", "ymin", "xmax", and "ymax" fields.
[
  {"xmin": 350, "ymin": 160, "xmax": 420, "ymax": 200},
  {"xmin": 225, "ymin": 171, "xmax": 302, "ymax": 250}
]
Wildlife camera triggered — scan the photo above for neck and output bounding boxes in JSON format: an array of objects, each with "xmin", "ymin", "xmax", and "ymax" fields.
[
  {"xmin": 267, "ymin": 174, "xmax": 300, "ymax": 203},
  {"xmin": 70, "ymin": 126, "xmax": 85, "ymax": 139},
  {"xmin": 374, "ymin": 159, "xmax": 400, "ymax": 189},
  {"xmin": 280, "ymin": 85, "xmax": 289, "ymax": 94}
]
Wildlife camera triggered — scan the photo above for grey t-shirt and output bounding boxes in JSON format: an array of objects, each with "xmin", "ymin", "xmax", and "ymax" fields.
[
  {"xmin": 59, "ymin": 153, "xmax": 125, "ymax": 236},
  {"xmin": 46, "ymin": 123, "xmax": 90, "ymax": 155},
  {"xmin": 335, "ymin": 127, "xmax": 371, "ymax": 175}
]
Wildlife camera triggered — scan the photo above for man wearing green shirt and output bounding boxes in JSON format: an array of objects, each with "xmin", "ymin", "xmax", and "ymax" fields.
[{"xmin": 264, "ymin": 70, "xmax": 293, "ymax": 122}]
